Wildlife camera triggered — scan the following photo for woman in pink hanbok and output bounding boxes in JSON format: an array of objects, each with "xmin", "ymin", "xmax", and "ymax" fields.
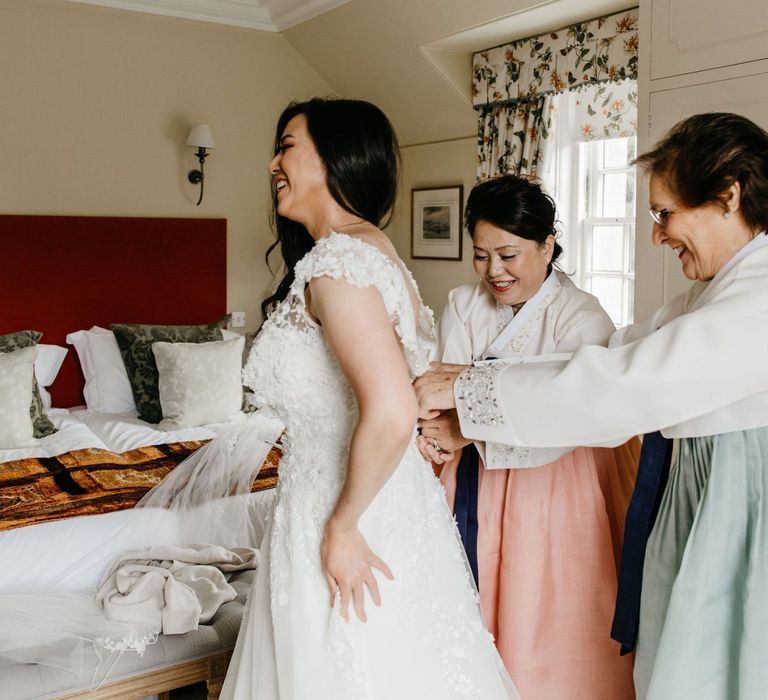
[{"xmin": 419, "ymin": 175, "xmax": 639, "ymax": 700}]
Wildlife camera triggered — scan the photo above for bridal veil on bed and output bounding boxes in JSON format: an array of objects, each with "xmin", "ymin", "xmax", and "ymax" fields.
[{"xmin": 0, "ymin": 420, "xmax": 279, "ymax": 686}]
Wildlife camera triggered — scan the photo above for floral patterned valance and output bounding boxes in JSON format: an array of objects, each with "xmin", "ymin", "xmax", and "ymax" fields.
[
  {"xmin": 572, "ymin": 79, "xmax": 637, "ymax": 141},
  {"xmin": 472, "ymin": 8, "xmax": 638, "ymax": 108}
]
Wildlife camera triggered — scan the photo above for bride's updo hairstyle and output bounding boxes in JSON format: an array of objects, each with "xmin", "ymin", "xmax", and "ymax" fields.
[{"xmin": 261, "ymin": 97, "xmax": 401, "ymax": 319}]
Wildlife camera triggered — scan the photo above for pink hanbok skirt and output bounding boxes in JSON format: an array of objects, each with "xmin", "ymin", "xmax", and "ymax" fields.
[{"xmin": 441, "ymin": 439, "xmax": 640, "ymax": 700}]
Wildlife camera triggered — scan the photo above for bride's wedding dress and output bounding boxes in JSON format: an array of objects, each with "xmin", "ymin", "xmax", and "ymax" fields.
[{"xmin": 221, "ymin": 232, "xmax": 519, "ymax": 699}]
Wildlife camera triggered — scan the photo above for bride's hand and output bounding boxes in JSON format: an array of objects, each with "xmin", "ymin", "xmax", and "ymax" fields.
[{"xmin": 321, "ymin": 518, "xmax": 394, "ymax": 623}]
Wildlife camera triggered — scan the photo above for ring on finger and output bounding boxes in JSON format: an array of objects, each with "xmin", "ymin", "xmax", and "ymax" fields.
[{"xmin": 431, "ymin": 438, "xmax": 443, "ymax": 453}]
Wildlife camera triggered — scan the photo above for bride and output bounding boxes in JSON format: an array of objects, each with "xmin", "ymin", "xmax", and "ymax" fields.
[{"xmin": 221, "ymin": 97, "xmax": 519, "ymax": 699}]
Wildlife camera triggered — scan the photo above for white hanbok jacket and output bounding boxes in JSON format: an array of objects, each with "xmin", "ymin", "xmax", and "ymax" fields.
[
  {"xmin": 455, "ymin": 233, "xmax": 768, "ymax": 449},
  {"xmin": 439, "ymin": 270, "xmax": 614, "ymax": 467}
]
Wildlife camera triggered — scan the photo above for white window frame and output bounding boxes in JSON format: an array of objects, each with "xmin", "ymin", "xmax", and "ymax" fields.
[
  {"xmin": 543, "ymin": 101, "xmax": 637, "ymax": 328},
  {"xmin": 575, "ymin": 138, "xmax": 636, "ymax": 327}
]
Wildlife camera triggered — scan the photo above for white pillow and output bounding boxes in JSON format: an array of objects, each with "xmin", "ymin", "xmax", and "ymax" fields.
[
  {"xmin": 34, "ymin": 344, "xmax": 68, "ymax": 388},
  {"xmin": 34, "ymin": 344, "xmax": 68, "ymax": 410},
  {"xmin": 39, "ymin": 386, "xmax": 53, "ymax": 410},
  {"xmin": 153, "ymin": 336, "xmax": 245, "ymax": 430},
  {"xmin": 66, "ymin": 327, "xmax": 136, "ymax": 413},
  {"xmin": 0, "ymin": 346, "xmax": 38, "ymax": 449}
]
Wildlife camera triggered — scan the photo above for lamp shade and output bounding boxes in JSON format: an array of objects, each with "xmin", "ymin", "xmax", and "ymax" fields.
[{"xmin": 186, "ymin": 124, "xmax": 215, "ymax": 149}]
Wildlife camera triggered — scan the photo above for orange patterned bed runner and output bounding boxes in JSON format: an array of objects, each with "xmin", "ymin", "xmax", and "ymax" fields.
[{"xmin": 0, "ymin": 441, "xmax": 281, "ymax": 532}]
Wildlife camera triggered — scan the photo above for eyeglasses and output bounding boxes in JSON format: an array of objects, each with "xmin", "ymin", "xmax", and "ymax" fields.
[{"xmin": 648, "ymin": 207, "xmax": 675, "ymax": 227}]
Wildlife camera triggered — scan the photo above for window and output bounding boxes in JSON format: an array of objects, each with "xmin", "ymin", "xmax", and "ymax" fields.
[
  {"xmin": 541, "ymin": 89, "xmax": 638, "ymax": 327},
  {"xmin": 576, "ymin": 137, "xmax": 636, "ymax": 326}
]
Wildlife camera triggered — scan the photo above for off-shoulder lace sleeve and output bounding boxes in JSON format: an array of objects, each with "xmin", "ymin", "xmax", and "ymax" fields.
[{"xmin": 291, "ymin": 232, "xmax": 434, "ymax": 378}]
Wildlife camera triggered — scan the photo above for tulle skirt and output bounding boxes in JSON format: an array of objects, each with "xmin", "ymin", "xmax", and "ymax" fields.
[
  {"xmin": 635, "ymin": 427, "xmax": 768, "ymax": 700},
  {"xmin": 221, "ymin": 441, "xmax": 520, "ymax": 700},
  {"xmin": 441, "ymin": 439, "xmax": 639, "ymax": 700}
]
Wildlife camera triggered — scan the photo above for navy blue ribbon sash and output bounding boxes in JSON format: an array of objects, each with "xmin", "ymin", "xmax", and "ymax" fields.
[
  {"xmin": 454, "ymin": 445, "xmax": 480, "ymax": 587},
  {"xmin": 611, "ymin": 430, "xmax": 673, "ymax": 653}
]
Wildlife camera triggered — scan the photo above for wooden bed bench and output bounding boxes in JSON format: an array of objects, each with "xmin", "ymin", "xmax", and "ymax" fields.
[
  {"xmin": 1, "ymin": 572, "xmax": 251, "ymax": 700},
  {"xmin": 59, "ymin": 651, "xmax": 230, "ymax": 700}
]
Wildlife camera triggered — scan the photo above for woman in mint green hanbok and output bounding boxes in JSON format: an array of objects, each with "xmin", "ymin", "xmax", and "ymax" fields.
[{"xmin": 415, "ymin": 112, "xmax": 768, "ymax": 700}]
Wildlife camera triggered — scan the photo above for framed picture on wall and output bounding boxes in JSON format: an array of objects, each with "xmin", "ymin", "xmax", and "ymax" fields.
[{"xmin": 411, "ymin": 185, "xmax": 463, "ymax": 260}]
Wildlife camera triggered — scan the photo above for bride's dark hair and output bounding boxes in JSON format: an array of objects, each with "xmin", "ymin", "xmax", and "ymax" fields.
[{"xmin": 260, "ymin": 97, "xmax": 401, "ymax": 320}]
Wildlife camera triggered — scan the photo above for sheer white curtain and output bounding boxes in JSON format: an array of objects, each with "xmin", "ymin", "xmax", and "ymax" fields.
[{"xmin": 543, "ymin": 80, "xmax": 637, "ymax": 269}]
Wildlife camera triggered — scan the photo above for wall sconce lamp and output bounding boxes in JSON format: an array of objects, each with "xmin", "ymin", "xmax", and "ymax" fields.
[{"xmin": 186, "ymin": 124, "xmax": 215, "ymax": 206}]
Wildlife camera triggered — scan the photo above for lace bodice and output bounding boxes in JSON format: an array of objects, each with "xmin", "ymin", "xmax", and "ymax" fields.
[{"xmin": 243, "ymin": 233, "xmax": 434, "ymax": 453}]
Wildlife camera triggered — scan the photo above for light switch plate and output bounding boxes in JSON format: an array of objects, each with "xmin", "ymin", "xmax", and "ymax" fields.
[{"xmin": 230, "ymin": 311, "xmax": 246, "ymax": 328}]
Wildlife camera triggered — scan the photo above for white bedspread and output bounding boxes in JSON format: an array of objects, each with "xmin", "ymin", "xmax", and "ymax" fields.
[
  {"xmin": 0, "ymin": 409, "xmax": 107, "ymax": 464},
  {"xmin": 68, "ymin": 408, "xmax": 279, "ymax": 453},
  {"xmin": 0, "ymin": 492, "xmax": 275, "ymax": 596},
  {"xmin": 0, "ymin": 409, "xmax": 281, "ymax": 596}
]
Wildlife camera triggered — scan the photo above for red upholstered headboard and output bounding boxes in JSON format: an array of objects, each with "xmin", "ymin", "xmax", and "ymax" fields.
[{"xmin": 0, "ymin": 215, "xmax": 227, "ymax": 407}]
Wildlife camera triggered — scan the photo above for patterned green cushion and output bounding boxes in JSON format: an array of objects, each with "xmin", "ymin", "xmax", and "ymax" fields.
[
  {"xmin": 0, "ymin": 330, "xmax": 58, "ymax": 438},
  {"xmin": 112, "ymin": 317, "xmax": 230, "ymax": 424}
]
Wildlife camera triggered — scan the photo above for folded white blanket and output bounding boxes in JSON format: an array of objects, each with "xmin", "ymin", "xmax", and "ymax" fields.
[{"xmin": 95, "ymin": 543, "xmax": 258, "ymax": 635}]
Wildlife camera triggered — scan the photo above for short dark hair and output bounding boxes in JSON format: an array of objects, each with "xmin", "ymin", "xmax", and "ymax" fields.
[
  {"xmin": 635, "ymin": 112, "xmax": 768, "ymax": 231},
  {"xmin": 262, "ymin": 97, "xmax": 400, "ymax": 319},
  {"xmin": 465, "ymin": 175, "xmax": 563, "ymax": 268}
]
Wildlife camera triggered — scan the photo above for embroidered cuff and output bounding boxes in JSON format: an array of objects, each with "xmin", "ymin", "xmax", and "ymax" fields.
[
  {"xmin": 455, "ymin": 365, "xmax": 505, "ymax": 427},
  {"xmin": 487, "ymin": 443, "xmax": 531, "ymax": 467}
]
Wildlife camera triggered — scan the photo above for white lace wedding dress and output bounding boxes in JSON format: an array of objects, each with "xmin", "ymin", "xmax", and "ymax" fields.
[{"xmin": 221, "ymin": 233, "xmax": 519, "ymax": 700}]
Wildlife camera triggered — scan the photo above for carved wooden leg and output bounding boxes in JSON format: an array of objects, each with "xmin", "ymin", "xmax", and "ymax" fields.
[
  {"xmin": 206, "ymin": 677, "xmax": 223, "ymax": 700},
  {"xmin": 207, "ymin": 652, "xmax": 231, "ymax": 700}
]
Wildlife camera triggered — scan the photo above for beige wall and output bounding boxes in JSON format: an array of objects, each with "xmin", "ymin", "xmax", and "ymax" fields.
[
  {"xmin": 389, "ymin": 137, "xmax": 479, "ymax": 318},
  {"xmin": 0, "ymin": 0, "xmax": 331, "ymax": 331}
]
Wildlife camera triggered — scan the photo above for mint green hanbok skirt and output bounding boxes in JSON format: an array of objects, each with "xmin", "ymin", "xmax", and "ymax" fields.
[{"xmin": 635, "ymin": 427, "xmax": 768, "ymax": 699}]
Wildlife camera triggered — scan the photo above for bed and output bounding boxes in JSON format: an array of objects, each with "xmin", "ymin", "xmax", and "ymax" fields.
[{"xmin": 0, "ymin": 215, "xmax": 281, "ymax": 700}]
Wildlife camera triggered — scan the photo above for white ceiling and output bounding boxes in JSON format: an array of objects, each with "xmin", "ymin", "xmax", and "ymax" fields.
[{"xmin": 61, "ymin": 0, "xmax": 352, "ymax": 31}]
